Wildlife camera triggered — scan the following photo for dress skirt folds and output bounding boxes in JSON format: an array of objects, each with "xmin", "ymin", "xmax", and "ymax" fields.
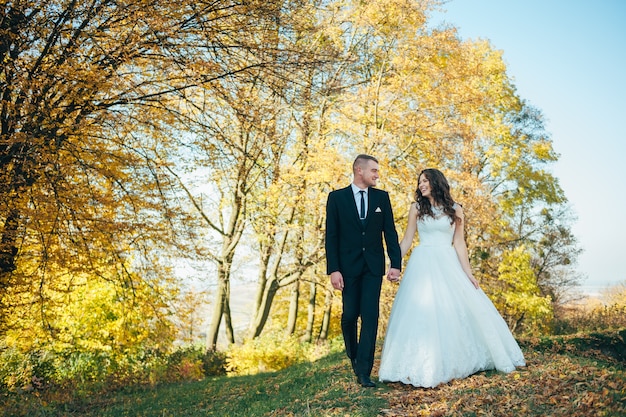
[{"xmin": 378, "ymin": 211, "xmax": 525, "ymax": 388}]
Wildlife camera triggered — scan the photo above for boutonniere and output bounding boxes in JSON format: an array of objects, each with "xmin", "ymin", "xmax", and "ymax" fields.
[{"xmin": 375, "ymin": 207, "xmax": 382, "ymax": 213}]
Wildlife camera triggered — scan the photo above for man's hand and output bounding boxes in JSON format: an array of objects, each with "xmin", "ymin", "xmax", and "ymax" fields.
[
  {"xmin": 330, "ymin": 271, "xmax": 344, "ymax": 291},
  {"xmin": 386, "ymin": 267, "xmax": 401, "ymax": 283}
]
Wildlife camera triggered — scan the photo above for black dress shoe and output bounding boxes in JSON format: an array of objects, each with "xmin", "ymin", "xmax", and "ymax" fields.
[{"xmin": 357, "ymin": 374, "xmax": 376, "ymax": 388}]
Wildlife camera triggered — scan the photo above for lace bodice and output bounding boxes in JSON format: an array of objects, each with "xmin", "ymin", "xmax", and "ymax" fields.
[{"xmin": 417, "ymin": 205, "xmax": 456, "ymax": 247}]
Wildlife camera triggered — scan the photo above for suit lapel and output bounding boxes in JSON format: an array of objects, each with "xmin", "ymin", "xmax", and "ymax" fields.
[{"xmin": 341, "ymin": 186, "xmax": 364, "ymax": 228}]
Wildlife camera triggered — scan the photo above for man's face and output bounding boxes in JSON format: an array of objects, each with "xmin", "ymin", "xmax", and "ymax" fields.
[{"xmin": 360, "ymin": 160, "xmax": 379, "ymax": 187}]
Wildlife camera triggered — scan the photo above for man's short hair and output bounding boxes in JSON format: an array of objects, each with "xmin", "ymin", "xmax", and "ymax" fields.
[{"xmin": 353, "ymin": 154, "xmax": 378, "ymax": 172}]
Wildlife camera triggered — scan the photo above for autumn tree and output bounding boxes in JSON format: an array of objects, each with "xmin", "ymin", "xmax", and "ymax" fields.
[
  {"xmin": 0, "ymin": 0, "xmax": 193, "ymax": 338},
  {"xmin": 156, "ymin": 0, "xmax": 344, "ymax": 349},
  {"xmin": 202, "ymin": 0, "xmax": 580, "ymax": 341},
  {"xmin": 312, "ymin": 0, "xmax": 576, "ymax": 332},
  {"xmin": 0, "ymin": 0, "xmax": 328, "ymax": 353},
  {"xmin": 495, "ymin": 246, "xmax": 553, "ymax": 333},
  {"xmin": 245, "ymin": 1, "xmax": 358, "ymax": 340},
  {"xmin": 173, "ymin": 82, "xmax": 284, "ymax": 350}
]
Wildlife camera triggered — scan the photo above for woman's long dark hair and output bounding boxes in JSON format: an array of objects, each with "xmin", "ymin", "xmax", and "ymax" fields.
[{"xmin": 415, "ymin": 168, "xmax": 459, "ymax": 225}]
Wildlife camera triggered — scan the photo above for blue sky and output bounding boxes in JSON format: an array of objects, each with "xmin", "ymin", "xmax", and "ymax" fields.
[{"xmin": 430, "ymin": 0, "xmax": 626, "ymax": 289}]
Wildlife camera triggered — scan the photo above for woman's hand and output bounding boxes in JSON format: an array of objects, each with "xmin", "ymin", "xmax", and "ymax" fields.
[{"xmin": 468, "ymin": 274, "xmax": 480, "ymax": 289}]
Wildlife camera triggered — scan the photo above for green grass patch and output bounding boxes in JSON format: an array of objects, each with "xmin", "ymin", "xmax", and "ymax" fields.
[
  {"xmin": 2, "ymin": 331, "xmax": 625, "ymax": 417},
  {"xmin": 2, "ymin": 350, "xmax": 387, "ymax": 417}
]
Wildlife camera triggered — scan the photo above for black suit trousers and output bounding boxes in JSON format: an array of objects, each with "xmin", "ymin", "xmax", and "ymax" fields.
[{"xmin": 341, "ymin": 265, "xmax": 383, "ymax": 377}]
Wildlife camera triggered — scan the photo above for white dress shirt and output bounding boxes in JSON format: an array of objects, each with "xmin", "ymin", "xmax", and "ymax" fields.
[{"xmin": 351, "ymin": 183, "xmax": 368, "ymax": 219}]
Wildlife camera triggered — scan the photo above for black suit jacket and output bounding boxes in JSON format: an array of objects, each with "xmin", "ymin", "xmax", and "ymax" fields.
[{"xmin": 325, "ymin": 186, "xmax": 401, "ymax": 277}]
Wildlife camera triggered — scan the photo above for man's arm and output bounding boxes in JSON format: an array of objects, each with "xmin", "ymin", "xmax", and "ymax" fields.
[
  {"xmin": 325, "ymin": 191, "xmax": 345, "ymax": 290},
  {"xmin": 382, "ymin": 192, "xmax": 402, "ymax": 271},
  {"xmin": 324, "ymin": 191, "xmax": 340, "ymax": 275}
]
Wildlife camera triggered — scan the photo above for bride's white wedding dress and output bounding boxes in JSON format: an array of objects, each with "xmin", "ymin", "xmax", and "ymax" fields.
[{"xmin": 378, "ymin": 206, "xmax": 525, "ymax": 388}]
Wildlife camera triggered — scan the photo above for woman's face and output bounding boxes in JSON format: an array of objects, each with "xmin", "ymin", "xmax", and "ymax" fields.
[{"xmin": 418, "ymin": 173, "xmax": 431, "ymax": 198}]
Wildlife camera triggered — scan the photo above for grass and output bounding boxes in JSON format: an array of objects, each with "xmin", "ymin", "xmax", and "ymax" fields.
[
  {"xmin": 90, "ymin": 351, "xmax": 386, "ymax": 417},
  {"xmin": 2, "ymin": 330, "xmax": 625, "ymax": 417},
  {"xmin": 1, "ymin": 348, "xmax": 388, "ymax": 417}
]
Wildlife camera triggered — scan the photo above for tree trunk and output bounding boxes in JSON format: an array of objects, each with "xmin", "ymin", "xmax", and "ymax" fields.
[
  {"xmin": 0, "ymin": 203, "xmax": 22, "ymax": 333},
  {"xmin": 249, "ymin": 239, "xmax": 271, "ymax": 335},
  {"xmin": 206, "ymin": 273, "xmax": 226, "ymax": 351},
  {"xmin": 206, "ymin": 252, "xmax": 236, "ymax": 350},
  {"xmin": 248, "ymin": 276, "xmax": 280, "ymax": 338},
  {"xmin": 0, "ymin": 207, "xmax": 19, "ymax": 277},
  {"xmin": 286, "ymin": 278, "xmax": 300, "ymax": 335},
  {"xmin": 318, "ymin": 287, "xmax": 332, "ymax": 341},
  {"xmin": 223, "ymin": 278, "xmax": 235, "ymax": 344},
  {"xmin": 303, "ymin": 281, "xmax": 316, "ymax": 342}
]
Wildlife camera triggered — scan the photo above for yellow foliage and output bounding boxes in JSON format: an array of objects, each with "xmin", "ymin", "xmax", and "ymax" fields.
[
  {"xmin": 2, "ymin": 265, "xmax": 178, "ymax": 359},
  {"xmin": 0, "ymin": 0, "xmax": 574, "ymax": 373},
  {"xmin": 226, "ymin": 331, "xmax": 329, "ymax": 375},
  {"xmin": 495, "ymin": 246, "xmax": 553, "ymax": 334}
]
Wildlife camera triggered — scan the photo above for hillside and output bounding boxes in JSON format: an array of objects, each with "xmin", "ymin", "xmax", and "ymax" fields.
[{"xmin": 2, "ymin": 330, "xmax": 625, "ymax": 416}]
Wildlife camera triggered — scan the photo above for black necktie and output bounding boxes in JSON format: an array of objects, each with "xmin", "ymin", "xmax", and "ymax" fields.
[{"xmin": 359, "ymin": 190, "xmax": 365, "ymax": 220}]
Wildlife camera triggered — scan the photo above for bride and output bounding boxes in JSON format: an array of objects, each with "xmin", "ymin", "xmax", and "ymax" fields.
[{"xmin": 379, "ymin": 168, "xmax": 525, "ymax": 388}]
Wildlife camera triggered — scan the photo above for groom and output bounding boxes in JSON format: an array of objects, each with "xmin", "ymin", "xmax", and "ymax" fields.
[{"xmin": 325, "ymin": 154, "xmax": 401, "ymax": 387}]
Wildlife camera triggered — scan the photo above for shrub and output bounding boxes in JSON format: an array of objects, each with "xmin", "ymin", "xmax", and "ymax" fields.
[
  {"xmin": 0, "ymin": 347, "xmax": 56, "ymax": 391},
  {"xmin": 552, "ymin": 302, "xmax": 626, "ymax": 335},
  {"xmin": 226, "ymin": 331, "xmax": 326, "ymax": 375},
  {"xmin": 551, "ymin": 283, "xmax": 626, "ymax": 335},
  {"xmin": 202, "ymin": 349, "xmax": 228, "ymax": 376},
  {"xmin": 165, "ymin": 346, "xmax": 227, "ymax": 381},
  {"xmin": 0, "ymin": 343, "xmax": 228, "ymax": 394}
]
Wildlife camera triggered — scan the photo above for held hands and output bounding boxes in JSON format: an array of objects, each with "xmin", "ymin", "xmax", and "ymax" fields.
[
  {"xmin": 332, "ymin": 268, "xmax": 401, "ymax": 290},
  {"xmin": 387, "ymin": 268, "xmax": 401, "ymax": 283}
]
